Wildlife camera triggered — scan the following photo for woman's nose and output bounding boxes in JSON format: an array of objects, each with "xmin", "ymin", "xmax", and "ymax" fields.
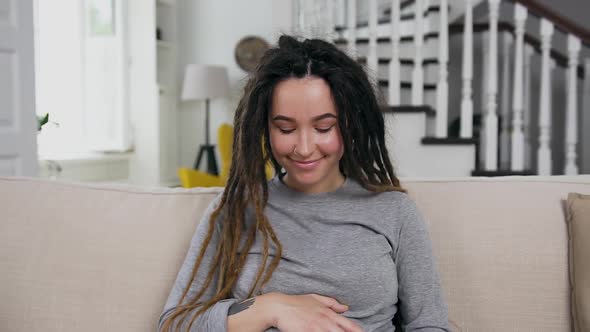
[{"xmin": 294, "ymin": 131, "xmax": 314, "ymax": 157}]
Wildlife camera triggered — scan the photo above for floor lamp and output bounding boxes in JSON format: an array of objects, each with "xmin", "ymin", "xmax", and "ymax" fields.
[{"xmin": 181, "ymin": 64, "xmax": 230, "ymax": 175}]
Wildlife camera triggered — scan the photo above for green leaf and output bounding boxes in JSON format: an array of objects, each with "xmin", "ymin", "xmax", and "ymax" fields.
[{"xmin": 37, "ymin": 113, "xmax": 49, "ymax": 131}]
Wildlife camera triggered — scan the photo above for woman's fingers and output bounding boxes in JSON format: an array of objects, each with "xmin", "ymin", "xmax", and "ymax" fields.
[
  {"xmin": 309, "ymin": 294, "xmax": 349, "ymax": 313},
  {"xmin": 326, "ymin": 308, "xmax": 364, "ymax": 332}
]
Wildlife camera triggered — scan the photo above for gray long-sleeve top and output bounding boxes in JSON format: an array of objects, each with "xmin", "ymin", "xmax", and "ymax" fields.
[{"xmin": 158, "ymin": 175, "xmax": 450, "ymax": 331}]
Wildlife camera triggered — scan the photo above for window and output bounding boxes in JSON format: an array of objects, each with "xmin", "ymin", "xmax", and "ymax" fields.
[{"xmin": 35, "ymin": 0, "xmax": 131, "ymax": 159}]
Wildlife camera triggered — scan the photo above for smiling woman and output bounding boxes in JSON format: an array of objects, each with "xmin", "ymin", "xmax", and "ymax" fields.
[
  {"xmin": 269, "ymin": 77, "xmax": 345, "ymax": 194},
  {"xmin": 158, "ymin": 35, "xmax": 450, "ymax": 332}
]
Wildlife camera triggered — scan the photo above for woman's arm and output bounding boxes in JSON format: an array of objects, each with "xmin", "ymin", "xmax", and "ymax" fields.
[
  {"xmin": 227, "ymin": 293, "xmax": 276, "ymax": 332},
  {"xmin": 228, "ymin": 292, "xmax": 362, "ymax": 332},
  {"xmin": 394, "ymin": 196, "xmax": 451, "ymax": 331},
  {"xmin": 158, "ymin": 194, "xmax": 243, "ymax": 331}
]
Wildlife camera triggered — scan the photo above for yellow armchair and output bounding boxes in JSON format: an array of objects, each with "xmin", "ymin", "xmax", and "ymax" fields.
[{"xmin": 178, "ymin": 124, "xmax": 274, "ymax": 188}]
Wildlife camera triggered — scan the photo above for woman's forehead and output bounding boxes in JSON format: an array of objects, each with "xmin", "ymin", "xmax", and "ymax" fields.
[{"xmin": 271, "ymin": 77, "xmax": 337, "ymax": 117}]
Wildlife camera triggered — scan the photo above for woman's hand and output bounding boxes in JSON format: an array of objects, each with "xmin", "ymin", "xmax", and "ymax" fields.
[{"xmin": 265, "ymin": 292, "xmax": 364, "ymax": 332}]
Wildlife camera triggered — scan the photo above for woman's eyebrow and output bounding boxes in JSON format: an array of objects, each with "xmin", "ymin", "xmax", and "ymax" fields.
[{"xmin": 272, "ymin": 113, "xmax": 337, "ymax": 122}]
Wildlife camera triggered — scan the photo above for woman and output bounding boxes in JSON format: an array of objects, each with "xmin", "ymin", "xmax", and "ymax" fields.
[{"xmin": 158, "ymin": 35, "xmax": 449, "ymax": 332}]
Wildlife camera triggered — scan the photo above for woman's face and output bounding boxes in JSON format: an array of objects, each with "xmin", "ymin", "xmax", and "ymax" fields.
[{"xmin": 268, "ymin": 76, "xmax": 345, "ymax": 193}]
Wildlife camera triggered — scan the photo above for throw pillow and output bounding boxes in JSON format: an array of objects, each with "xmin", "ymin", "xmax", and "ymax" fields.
[{"xmin": 566, "ymin": 192, "xmax": 590, "ymax": 332}]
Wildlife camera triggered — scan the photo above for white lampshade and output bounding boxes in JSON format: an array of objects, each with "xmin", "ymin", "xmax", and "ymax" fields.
[{"xmin": 181, "ymin": 64, "xmax": 230, "ymax": 101}]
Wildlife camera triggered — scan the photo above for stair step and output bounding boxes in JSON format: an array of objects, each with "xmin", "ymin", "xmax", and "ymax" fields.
[
  {"xmin": 333, "ymin": 6, "xmax": 441, "ymax": 33},
  {"xmin": 383, "ymin": 2, "xmax": 442, "ymax": 15},
  {"xmin": 357, "ymin": 57, "xmax": 438, "ymax": 65},
  {"xmin": 384, "ymin": 110, "xmax": 476, "ymax": 177},
  {"xmin": 421, "ymin": 137, "xmax": 478, "ymax": 145},
  {"xmin": 383, "ymin": 5, "xmax": 441, "ymax": 22},
  {"xmin": 334, "ymin": 32, "xmax": 439, "ymax": 45},
  {"xmin": 471, "ymin": 169, "xmax": 535, "ymax": 177},
  {"xmin": 382, "ymin": 105, "xmax": 436, "ymax": 116},
  {"xmin": 343, "ymin": 5, "xmax": 441, "ymax": 30},
  {"xmin": 379, "ymin": 80, "xmax": 436, "ymax": 90}
]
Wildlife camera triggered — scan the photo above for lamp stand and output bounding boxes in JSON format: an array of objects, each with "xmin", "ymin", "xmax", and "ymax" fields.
[{"xmin": 193, "ymin": 99, "xmax": 219, "ymax": 175}]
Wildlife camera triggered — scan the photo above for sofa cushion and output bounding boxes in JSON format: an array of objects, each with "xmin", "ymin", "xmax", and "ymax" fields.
[
  {"xmin": 0, "ymin": 176, "xmax": 223, "ymax": 332},
  {"xmin": 404, "ymin": 176, "xmax": 590, "ymax": 331},
  {"xmin": 566, "ymin": 193, "xmax": 590, "ymax": 332}
]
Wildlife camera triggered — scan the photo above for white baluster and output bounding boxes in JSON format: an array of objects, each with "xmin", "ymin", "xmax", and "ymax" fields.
[
  {"xmin": 584, "ymin": 58, "xmax": 590, "ymax": 174},
  {"xmin": 326, "ymin": 0, "xmax": 335, "ymax": 37},
  {"xmin": 523, "ymin": 44, "xmax": 534, "ymax": 170},
  {"xmin": 412, "ymin": 0, "xmax": 425, "ymax": 105},
  {"xmin": 460, "ymin": 0, "xmax": 474, "ymax": 138},
  {"xmin": 336, "ymin": 0, "xmax": 346, "ymax": 27},
  {"xmin": 510, "ymin": 4, "xmax": 527, "ymax": 171},
  {"xmin": 294, "ymin": 0, "xmax": 303, "ymax": 35},
  {"xmin": 499, "ymin": 32, "xmax": 512, "ymax": 169},
  {"xmin": 388, "ymin": 0, "xmax": 401, "ymax": 105},
  {"xmin": 347, "ymin": 0, "xmax": 357, "ymax": 58},
  {"xmin": 313, "ymin": 0, "xmax": 322, "ymax": 37},
  {"xmin": 565, "ymin": 35, "xmax": 581, "ymax": 175},
  {"xmin": 368, "ymin": 0, "xmax": 378, "ymax": 76},
  {"xmin": 537, "ymin": 19, "xmax": 554, "ymax": 175},
  {"xmin": 435, "ymin": 0, "xmax": 449, "ymax": 137},
  {"xmin": 484, "ymin": 0, "xmax": 500, "ymax": 171},
  {"xmin": 481, "ymin": 32, "xmax": 489, "ymax": 113},
  {"xmin": 479, "ymin": 31, "xmax": 489, "ymax": 168}
]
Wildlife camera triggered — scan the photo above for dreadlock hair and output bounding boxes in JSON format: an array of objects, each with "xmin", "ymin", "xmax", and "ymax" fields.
[{"xmin": 160, "ymin": 34, "xmax": 406, "ymax": 331}]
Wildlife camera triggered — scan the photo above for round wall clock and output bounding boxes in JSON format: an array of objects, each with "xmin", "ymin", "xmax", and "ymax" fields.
[{"xmin": 234, "ymin": 36, "xmax": 270, "ymax": 73}]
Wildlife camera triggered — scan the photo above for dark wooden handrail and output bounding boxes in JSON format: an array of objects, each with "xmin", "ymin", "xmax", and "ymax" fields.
[{"xmin": 511, "ymin": 0, "xmax": 590, "ymax": 45}]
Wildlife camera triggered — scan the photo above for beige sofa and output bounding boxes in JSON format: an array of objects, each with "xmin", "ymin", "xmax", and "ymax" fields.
[{"xmin": 1, "ymin": 175, "xmax": 589, "ymax": 331}]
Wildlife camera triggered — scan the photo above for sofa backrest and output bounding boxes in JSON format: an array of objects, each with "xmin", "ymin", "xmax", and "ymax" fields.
[
  {"xmin": 405, "ymin": 176, "xmax": 590, "ymax": 331},
  {"xmin": 0, "ymin": 176, "xmax": 222, "ymax": 331},
  {"xmin": 1, "ymin": 175, "xmax": 589, "ymax": 331}
]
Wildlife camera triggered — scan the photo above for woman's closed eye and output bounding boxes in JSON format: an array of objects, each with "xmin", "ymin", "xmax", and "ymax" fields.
[
  {"xmin": 315, "ymin": 126, "xmax": 334, "ymax": 133},
  {"xmin": 278, "ymin": 126, "xmax": 334, "ymax": 134},
  {"xmin": 278, "ymin": 128, "xmax": 295, "ymax": 134}
]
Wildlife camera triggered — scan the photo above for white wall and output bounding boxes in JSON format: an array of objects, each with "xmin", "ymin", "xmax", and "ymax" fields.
[{"xmin": 177, "ymin": 0, "xmax": 293, "ymax": 169}]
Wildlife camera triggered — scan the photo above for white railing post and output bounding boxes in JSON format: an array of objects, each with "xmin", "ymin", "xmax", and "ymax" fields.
[
  {"xmin": 460, "ymin": 0, "xmax": 474, "ymax": 138},
  {"xmin": 388, "ymin": 0, "xmax": 401, "ymax": 105},
  {"xmin": 537, "ymin": 19, "xmax": 554, "ymax": 175},
  {"xmin": 584, "ymin": 58, "xmax": 590, "ymax": 174},
  {"xmin": 293, "ymin": 0, "xmax": 303, "ymax": 35},
  {"xmin": 499, "ymin": 32, "xmax": 513, "ymax": 169},
  {"xmin": 510, "ymin": 4, "xmax": 527, "ymax": 171},
  {"xmin": 484, "ymin": 0, "xmax": 500, "ymax": 171},
  {"xmin": 523, "ymin": 44, "xmax": 534, "ymax": 170},
  {"xmin": 336, "ymin": 0, "xmax": 346, "ymax": 27},
  {"xmin": 412, "ymin": 0, "xmax": 425, "ymax": 105},
  {"xmin": 479, "ymin": 31, "xmax": 489, "ymax": 168},
  {"xmin": 368, "ymin": 0, "xmax": 378, "ymax": 76},
  {"xmin": 565, "ymin": 35, "xmax": 581, "ymax": 175},
  {"xmin": 313, "ymin": 0, "xmax": 322, "ymax": 37},
  {"xmin": 347, "ymin": 0, "xmax": 357, "ymax": 58},
  {"xmin": 326, "ymin": 0, "xmax": 335, "ymax": 37},
  {"xmin": 435, "ymin": 0, "xmax": 449, "ymax": 137}
]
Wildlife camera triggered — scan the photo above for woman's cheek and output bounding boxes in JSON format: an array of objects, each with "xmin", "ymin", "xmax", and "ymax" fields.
[
  {"xmin": 269, "ymin": 131, "xmax": 294, "ymax": 156},
  {"xmin": 318, "ymin": 130, "xmax": 344, "ymax": 155}
]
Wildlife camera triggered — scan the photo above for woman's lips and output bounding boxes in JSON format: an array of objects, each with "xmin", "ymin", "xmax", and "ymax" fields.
[{"xmin": 290, "ymin": 157, "xmax": 323, "ymax": 170}]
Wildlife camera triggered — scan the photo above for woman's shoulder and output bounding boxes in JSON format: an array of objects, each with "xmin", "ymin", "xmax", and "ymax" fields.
[
  {"xmin": 350, "ymin": 180, "xmax": 413, "ymax": 205},
  {"xmin": 347, "ymin": 181, "xmax": 419, "ymax": 215}
]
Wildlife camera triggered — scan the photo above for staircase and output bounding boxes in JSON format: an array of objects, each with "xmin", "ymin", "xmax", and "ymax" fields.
[{"xmin": 293, "ymin": 0, "xmax": 590, "ymax": 177}]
